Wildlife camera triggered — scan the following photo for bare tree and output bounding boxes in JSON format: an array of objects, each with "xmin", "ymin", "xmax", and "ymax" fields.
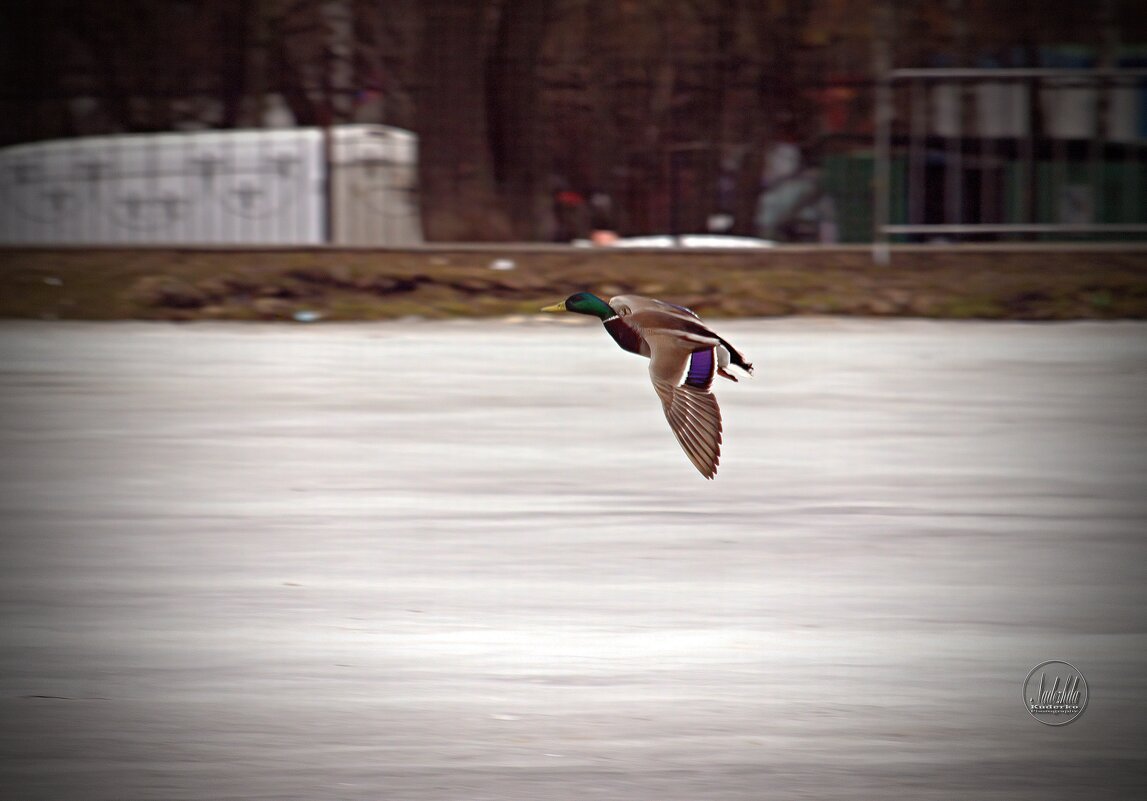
[
  {"xmin": 416, "ymin": 0, "xmax": 512, "ymax": 241},
  {"xmin": 487, "ymin": 0, "xmax": 555, "ymax": 239}
]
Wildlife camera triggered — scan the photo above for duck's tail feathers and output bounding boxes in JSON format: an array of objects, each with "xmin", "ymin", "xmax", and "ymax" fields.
[{"xmin": 717, "ymin": 336, "xmax": 753, "ymax": 376}]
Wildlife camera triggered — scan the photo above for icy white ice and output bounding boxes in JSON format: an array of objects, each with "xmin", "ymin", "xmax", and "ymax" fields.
[{"xmin": 1, "ymin": 317, "xmax": 1145, "ymax": 800}]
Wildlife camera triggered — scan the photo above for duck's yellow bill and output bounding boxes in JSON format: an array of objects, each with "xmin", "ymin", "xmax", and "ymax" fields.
[{"xmin": 541, "ymin": 302, "xmax": 567, "ymax": 312}]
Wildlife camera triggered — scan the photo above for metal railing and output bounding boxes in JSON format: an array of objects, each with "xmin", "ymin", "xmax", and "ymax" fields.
[{"xmin": 874, "ymin": 67, "xmax": 1147, "ymax": 261}]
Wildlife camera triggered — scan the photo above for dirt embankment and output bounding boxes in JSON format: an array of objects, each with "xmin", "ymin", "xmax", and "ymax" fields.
[{"xmin": 2, "ymin": 244, "xmax": 1147, "ymax": 321}]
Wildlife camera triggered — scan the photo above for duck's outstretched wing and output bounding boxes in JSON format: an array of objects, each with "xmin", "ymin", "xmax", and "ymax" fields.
[
  {"xmin": 604, "ymin": 294, "xmax": 751, "ymax": 477},
  {"xmin": 647, "ymin": 339, "xmax": 723, "ymax": 479}
]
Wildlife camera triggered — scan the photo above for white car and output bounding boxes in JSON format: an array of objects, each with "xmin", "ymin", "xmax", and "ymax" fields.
[{"xmin": 574, "ymin": 234, "xmax": 775, "ymax": 249}]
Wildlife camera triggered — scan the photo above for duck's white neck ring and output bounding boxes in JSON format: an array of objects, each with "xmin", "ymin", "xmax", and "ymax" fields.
[{"xmin": 603, "ymin": 315, "xmax": 620, "ymax": 323}]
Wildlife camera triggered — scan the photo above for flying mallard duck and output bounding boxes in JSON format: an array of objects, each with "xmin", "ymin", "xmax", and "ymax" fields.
[{"xmin": 542, "ymin": 293, "xmax": 753, "ymax": 479}]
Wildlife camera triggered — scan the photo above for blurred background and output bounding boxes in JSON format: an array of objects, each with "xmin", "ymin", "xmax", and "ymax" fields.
[
  {"xmin": 2, "ymin": 6, "xmax": 1146, "ymax": 799},
  {"xmin": 2, "ymin": 0, "xmax": 1146, "ymax": 248}
]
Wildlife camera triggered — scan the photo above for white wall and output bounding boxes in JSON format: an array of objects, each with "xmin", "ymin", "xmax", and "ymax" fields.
[{"xmin": 0, "ymin": 125, "xmax": 422, "ymax": 246}]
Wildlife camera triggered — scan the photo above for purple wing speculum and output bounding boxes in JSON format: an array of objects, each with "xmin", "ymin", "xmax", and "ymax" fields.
[{"xmin": 685, "ymin": 348, "xmax": 716, "ymax": 390}]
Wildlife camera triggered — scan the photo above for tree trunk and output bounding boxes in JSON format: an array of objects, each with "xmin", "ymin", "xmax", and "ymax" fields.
[
  {"xmin": 585, "ymin": 0, "xmax": 622, "ymax": 231},
  {"xmin": 218, "ymin": 0, "xmax": 252, "ymax": 128},
  {"xmin": 417, "ymin": 0, "xmax": 512, "ymax": 241},
  {"xmin": 486, "ymin": 0, "xmax": 553, "ymax": 239}
]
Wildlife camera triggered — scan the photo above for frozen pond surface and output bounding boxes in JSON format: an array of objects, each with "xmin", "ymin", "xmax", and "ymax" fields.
[{"xmin": 0, "ymin": 318, "xmax": 1145, "ymax": 800}]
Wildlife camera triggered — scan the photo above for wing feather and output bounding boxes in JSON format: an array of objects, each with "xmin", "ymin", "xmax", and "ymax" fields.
[
  {"xmin": 647, "ymin": 339, "xmax": 723, "ymax": 478},
  {"xmin": 653, "ymin": 381, "xmax": 723, "ymax": 478}
]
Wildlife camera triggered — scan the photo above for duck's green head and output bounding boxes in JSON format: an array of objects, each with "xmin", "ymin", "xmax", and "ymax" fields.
[{"xmin": 541, "ymin": 292, "xmax": 614, "ymax": 320}]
